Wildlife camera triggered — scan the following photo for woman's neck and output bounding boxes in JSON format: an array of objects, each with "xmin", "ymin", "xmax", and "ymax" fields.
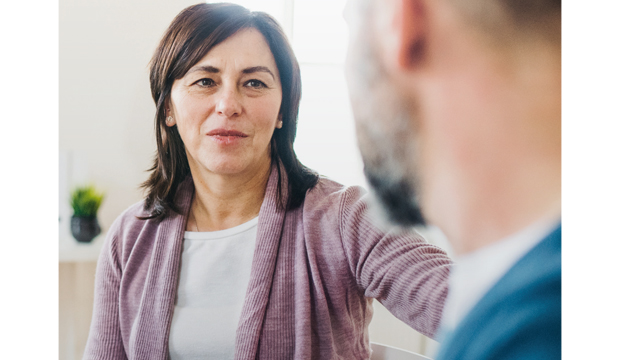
[{"xmin": 188, "ymin": 159, "xmax": 272, "ymax": 232}]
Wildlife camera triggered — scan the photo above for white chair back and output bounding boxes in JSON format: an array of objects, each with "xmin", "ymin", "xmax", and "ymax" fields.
[{"xmin": 370, "ymin": 342, "xmax": 433, "ymax": 360}]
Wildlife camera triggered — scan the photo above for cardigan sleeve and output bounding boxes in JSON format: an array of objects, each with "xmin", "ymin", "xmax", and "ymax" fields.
[
  {"xmin": 339, "ymin": 186, "xmax": 452, "ymax": 339},
  {"xmin": 83, "ymin": 219, "xmax": 128, "ymax": 360}
]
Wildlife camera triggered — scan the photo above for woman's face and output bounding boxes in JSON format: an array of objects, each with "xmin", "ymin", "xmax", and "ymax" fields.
[{"xmin": 168, "ymin": 28, "xmax": 283, "ymax": 177}]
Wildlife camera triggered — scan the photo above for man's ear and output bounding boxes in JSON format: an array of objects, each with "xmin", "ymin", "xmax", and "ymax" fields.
[{"xmin": 385, "ymin": 0, "xmax": 427, "ymax": 70}]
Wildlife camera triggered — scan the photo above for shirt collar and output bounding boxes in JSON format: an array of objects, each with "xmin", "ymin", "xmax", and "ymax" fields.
[{"xmin": 440, "ymin": 217, "xmax": 560, "ymax": 331}]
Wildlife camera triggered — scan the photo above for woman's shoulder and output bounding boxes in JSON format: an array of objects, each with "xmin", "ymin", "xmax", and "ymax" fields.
[
  {"xmin": 110, "ymin": 200, "xmax": 148, "ymax": 231},
  {"xmin": 102, "ymin": 199, "xmax": 181, "ymax": 265},
  {"xmin": 104, "ymin": 200, "xmax": 154, "ymax": 250}
]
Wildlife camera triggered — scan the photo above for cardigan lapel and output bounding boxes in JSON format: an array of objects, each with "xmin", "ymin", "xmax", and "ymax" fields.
[
  {"xmin": 132, "ymin": 177, "xmax": 194, "ymax": 359},
  {"xmin": 235, "ymin": 164, "xmax": 288, "ymax": 359}
]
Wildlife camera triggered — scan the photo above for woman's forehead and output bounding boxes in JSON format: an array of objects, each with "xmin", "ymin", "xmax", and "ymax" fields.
[{"xmin": 189, "ymin": 28, "xmax": 280, "ymax": 78}]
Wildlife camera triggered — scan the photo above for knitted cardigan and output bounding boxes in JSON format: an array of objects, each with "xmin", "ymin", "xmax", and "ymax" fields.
[{"xmin": 83, "ymin": 165, "xmax": 451, "ymax": 359}]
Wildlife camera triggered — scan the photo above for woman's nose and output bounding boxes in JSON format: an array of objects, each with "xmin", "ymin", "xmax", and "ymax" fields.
[{"xmin": 215, "ymin": 88, "xmax": 242, "ymax": 118}]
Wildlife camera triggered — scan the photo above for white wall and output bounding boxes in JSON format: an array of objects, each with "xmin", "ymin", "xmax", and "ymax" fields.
[{"xmin": 60, "ymin": 0, "xmax": 199, "ymax": 230}]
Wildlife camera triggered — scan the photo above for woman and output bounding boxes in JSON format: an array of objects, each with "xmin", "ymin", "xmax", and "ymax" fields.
[{"xmin": 84, "ymin": 3, "xmax": 451, "ymax": 360}]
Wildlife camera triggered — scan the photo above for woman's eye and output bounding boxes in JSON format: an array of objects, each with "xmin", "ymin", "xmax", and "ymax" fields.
[
  {"xmin": 195, "ymin": 78, "xmax": 215, "ymax": 87},
  {"xmin": 245, "ymin": 79, "xmax": 267, "ymax": 89}
]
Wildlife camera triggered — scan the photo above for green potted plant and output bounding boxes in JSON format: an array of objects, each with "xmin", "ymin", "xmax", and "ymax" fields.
[{"xmin": 70, "ymin": 185, "xmax": 105, "ymax": 243}]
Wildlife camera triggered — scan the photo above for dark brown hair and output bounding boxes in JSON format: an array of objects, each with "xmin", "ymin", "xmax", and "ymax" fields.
[{"xmin": 141, "ymin": 2, "xmax": 318, "ymax": 220}]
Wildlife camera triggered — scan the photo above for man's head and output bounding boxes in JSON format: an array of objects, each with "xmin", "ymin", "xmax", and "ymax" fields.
[{"xmin": 344, "ymin": 0, "xmax": 561, "ymax": 252}]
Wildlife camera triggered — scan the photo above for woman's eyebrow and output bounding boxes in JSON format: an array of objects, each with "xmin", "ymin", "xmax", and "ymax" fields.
[
  {"xmin": 242, "ymin": 66, "xmax": 275, "ymax": 80},
  {"xmin": 188, "ymin": 65, "xmax": 220, "ymax": 74}
]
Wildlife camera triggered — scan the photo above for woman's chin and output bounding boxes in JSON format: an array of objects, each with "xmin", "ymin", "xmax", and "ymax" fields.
[
  {"xmin": 189, "ymin": 148, "xmax": 271, "ymax": 178},
  {"xmin": 198, "ymin": 158, "xmax": 265, "ymax": 177},
  {"xmin": 204, "ymin": 163, "xmax": 245, "ymax": 176}
]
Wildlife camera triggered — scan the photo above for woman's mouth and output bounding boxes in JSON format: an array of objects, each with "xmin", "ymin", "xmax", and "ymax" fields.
[{"xmin": 206, "ymin": 129, "xmax": 248, "ymax": 145}]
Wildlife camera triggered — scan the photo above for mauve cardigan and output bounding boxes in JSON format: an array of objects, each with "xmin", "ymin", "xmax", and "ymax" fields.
[{"xmin": 84, "ymin": 166, "xmax": 451, "ymax": 360}]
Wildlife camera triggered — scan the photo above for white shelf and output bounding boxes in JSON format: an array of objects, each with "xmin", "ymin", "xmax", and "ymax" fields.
[{"xmin": 59, "ymin": 233, "xmax": 106, "ymax": 263}]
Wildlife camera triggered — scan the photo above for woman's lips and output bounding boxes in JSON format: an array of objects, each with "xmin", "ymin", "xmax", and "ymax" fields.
[
  {"xmin": 207, "ymin": 129, "xmax": 248, "ymax": 137},
  {"xmin": 206, "ymin": 129, "xmax": 248, "ymax": 145}
]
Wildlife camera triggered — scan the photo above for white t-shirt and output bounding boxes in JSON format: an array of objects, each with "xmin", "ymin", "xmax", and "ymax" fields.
[{"xmin": 168, "ymin": 217, "xmax": 258, "ymax": 360}]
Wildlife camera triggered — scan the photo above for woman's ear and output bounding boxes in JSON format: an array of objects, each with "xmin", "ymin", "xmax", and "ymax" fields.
[
  {"xmin": 164, "ymin": 102, "xmax": 176, "ymax": 127},
  {"xmin": 276, "ymin": 114, "xmax": 283, "ymax": 129}
]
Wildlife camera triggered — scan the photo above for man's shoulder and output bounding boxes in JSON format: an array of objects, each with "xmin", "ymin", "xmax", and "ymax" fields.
[
  {"xmin": 438, "ymin": 227, "xmax": 561, "ymax": 360},
  {"xmin": 480, "ymin": 226, "xmax": 561, "ymax": 307}
]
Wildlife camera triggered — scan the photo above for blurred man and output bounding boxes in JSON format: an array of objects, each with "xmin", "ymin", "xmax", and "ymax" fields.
[{"xmin": 344, "ymin": 0, "xmax": 560, "ymax": 359}]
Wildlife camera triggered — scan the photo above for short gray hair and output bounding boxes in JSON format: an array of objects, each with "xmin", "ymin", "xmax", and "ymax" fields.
[{"xmin": 449, "ymin": 0, "xmax": 561, "ymax": 44}]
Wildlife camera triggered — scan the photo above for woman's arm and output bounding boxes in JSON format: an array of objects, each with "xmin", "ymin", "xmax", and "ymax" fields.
[
  {"xmin": 339, "ymin": 186, "xmax": 452, "ymax": 339},
  {"xmin": 83, "ymin": 229, "xmax": 128, "ymax": 360}
]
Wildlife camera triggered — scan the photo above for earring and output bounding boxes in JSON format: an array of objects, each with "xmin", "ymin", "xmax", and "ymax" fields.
[
  {"xmin": 276, "ymin": 120, "xmax": 283, "ymax": 129},
  {"xmin": 166, "ymin": 116, "xmax": 174, "ymax": 125}
]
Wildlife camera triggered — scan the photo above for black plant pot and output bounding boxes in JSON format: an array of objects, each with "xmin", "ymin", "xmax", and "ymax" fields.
[{"xmin": 71, "ymin": 215, "xmax": 101, "ymax": 243}]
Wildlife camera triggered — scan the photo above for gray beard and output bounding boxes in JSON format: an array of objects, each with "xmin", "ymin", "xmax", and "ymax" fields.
[
  {"xmin": 364, "ymin": 169, "xmax": 426, "ymax": 227},
  {"xmin": 355, "ymin": 108, "xmax": 426, "ymax": 228},
  {"xmin": 348, "ymin": 32, "xmax": 426, "ymax": 228}
]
